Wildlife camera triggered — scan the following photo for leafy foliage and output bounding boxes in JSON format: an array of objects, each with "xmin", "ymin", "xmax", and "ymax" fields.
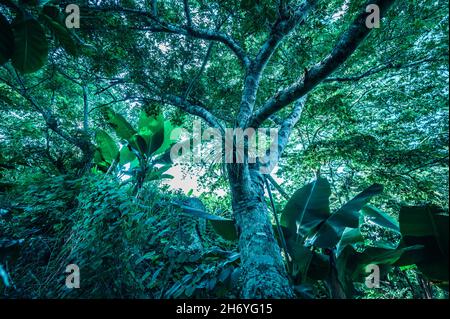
[
  {"xmin": 0, "ymin": 0, "xmax": 448, "ymax": 300},
  {"xmin": 0, "ymin": 1, "xmax": 78, "ymax": 73}
]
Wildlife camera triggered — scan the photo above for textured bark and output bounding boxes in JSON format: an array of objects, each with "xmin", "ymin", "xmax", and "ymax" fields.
[{"xmin": 228, "ymin": 164, "xmax": 293, "ymax": 298}]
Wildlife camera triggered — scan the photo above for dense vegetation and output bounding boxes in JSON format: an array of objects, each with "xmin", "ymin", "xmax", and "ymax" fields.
[{"xmin": 0, "ymin": 0, "xmax": 448, "ymax": 299}]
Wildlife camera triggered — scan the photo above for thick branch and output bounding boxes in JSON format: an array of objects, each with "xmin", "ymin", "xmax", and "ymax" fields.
[
  {"xmin": 250, "ymin": 0, "xmax": 396, "ymax": 127},
  {"xmin": 261, "ymin": 97, "xmax": 306, "ymax": 173},
  {"xmin": 324, "ymin": 57, "xmax": 437, "ymax": 82},
  {"xmin": 163, "ymin": 94, "xmax": 224, "ymax": 133},
  {"xmin": 254, "ymin": 0, "xmax": 316, "ymax": 76},
  {"xmin": 237, "ymin": 0, "xmax": 315, "ymax": 127},
  {"xmin": 90, "ymin": 5, "xmax": 250, "ymax": 67}
]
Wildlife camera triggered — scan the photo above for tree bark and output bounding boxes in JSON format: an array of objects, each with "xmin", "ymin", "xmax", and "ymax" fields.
[{"xmin": 228, "ymin": 164, "xmax": 293, "ymax": 298}]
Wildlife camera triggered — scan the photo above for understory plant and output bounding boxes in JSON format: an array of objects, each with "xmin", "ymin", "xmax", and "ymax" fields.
[{"xmin": 183, "ymin": 175, "xmax": 449, "ymax": 298}]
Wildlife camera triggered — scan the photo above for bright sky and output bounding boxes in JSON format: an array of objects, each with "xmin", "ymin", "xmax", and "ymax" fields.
[{"xmin": 162, "ymin": 163, "xmax": 284, "ymax": 197}]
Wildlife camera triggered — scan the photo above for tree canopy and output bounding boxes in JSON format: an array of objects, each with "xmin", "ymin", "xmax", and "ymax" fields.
[{"xmin": 0, "ymin": 0, "xmax": 448, "ymax": 299}]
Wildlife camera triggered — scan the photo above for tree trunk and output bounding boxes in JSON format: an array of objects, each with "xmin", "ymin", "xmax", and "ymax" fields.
[{"xmin": 228, "ymin": 164, "xmax": 293, "ymax": 298}]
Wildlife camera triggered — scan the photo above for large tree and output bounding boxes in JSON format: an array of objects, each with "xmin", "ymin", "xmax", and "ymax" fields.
[
  {"xmin": 74, "ymin": 0, "xmax": 399, "ymax": 298},
  {"xmin": 1, "ymin": 0, "xmax": 447, "ymax": 298}
]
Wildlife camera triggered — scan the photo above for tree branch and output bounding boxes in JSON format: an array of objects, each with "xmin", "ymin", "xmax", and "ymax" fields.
[
  {"xmin": 250, "ymin": 0, "xmax": 396, "ymax": 128},
  {"xmin": 162, "ymin": 94, "xmax": 224, "ymax": 133},
  {"xmin": 261, "ymin": 97, "xmax": 306, "ymax": 173},
  {"xmin": 324, "ymin": 57, "xmax": 437, "ymax": 82},
  {"xmin": 254, "ymin": 0, "xmax": 316, "ymax": 77},
  {"xmin": 183, "ymin": 0, "xmax": 193, "ymax": 27},
  {"xmin": 89, "ymin": 5, "xmax": 250, "ymax": 68},
  {"xmin": 184, "ymin": 42, "xmax": 214, "ymax": 100},
  {"xmin": 237, "ymin": 0, "xmax": 315, "ymax": 127}
]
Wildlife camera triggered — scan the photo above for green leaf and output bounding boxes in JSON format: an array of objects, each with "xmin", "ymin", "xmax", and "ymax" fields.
[
  {"xmin": 313, "ymin": 184, "xmax": 383, "ymax": 248},
  {"xmin": 0, "ymin": 13, "xmax": 14, "ymax": 65},
  {"xmin": 95, "ymin": 130, "xmax": 119, "ymax": 164},
  {"xmin": 11, "ymin": 16, "xmax": 49, "ymax": 73},
  {"xmin": 144, "ymin": 165, "xmax": 172, "ymax": 182},
  {"xmin": 351, "ymin": 245, "xmax": 423, "ymax": 278},
  {"xmin": 289, "ymin": 242, "xmax": 313, "ymax": 280},
  {"xmin": 119, "ymin": 145, "xmax": 137, "ymax": 165},
  {"xmin": 361, "ymin": 205, "xmax": 400, "ymax": 232},
  {"xmin": 399, "ymin": 205, "xmax": 449, "ymax": 283},
  {"xmin": 178, "ymin": 203, "xmax": 238, "ymax": 241},
  {"xmin": 307, "ymin": 251, "xmax": 330, "ymax": 280},
  {"xmin": 210, "ymin": 219, "xmax": 238, "ymax": 241},
  {"xmin": 280, "ymin": 178, "xmax": 331, "ymax": 237},
  {"xmin": 102, "ymin": 109, "xmax": 137, "ymax": 141},
  {"xmin": 179, "ymin": 204, "xmax": 230, "ymax": 221},
  {"xmin": 40, "ymin": 13, "xmax": 78, "ymax": 56},
  {"xmin": 138, "ymin": 112, "xmax": 167, "ymax": 155},
  {"xmin": 129, "ymin": 134, "xmax": 148, "ymax": 157},
  {"xmin": 336, "ymin": 227, "xmax": 364, "ymax": 256}
]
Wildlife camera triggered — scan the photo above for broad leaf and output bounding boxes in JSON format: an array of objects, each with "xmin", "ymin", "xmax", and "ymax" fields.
[
  {"xmin": 399, "ymin": 205, "xmax": 449, "ymax": 283},
  {"xmin": 0, "ymin": 13, "xmax": 14, "ymax": 65},
  {"xmin": 280, "ymin": 178, "xmax": 331, "ymax": 237},
  {"xmin": 354, "ymin": 245, "xmax": 424, "ymax": 276},
  {"xmin": 11, "ymin": 16, "xmax": 48, "ymax": 73},
  {"xmin": 313, "ymin": 184, "xmax": 383, "ymax": 248},
  {"xmin": 336, "ymin": 227, "xmax": 364, "ymax": 256},
  {"xmin": 362, "ymin": 205, "xmax": 399, "ymax": 233},
  {"xmin": 95, "ymin": 130, "xmax": 119, "ymax": 164},
  {"xmin": 209, "ymin": 219, "xmax": 238, "ymax": 241},
  {"xmin": 178, "ymin": 204, "xmax": 238, "ymax": 241},
  {"xmin": 40, "ymin": 13, "xmax": 78, "ymax": 56},
  {"xmin": 129, "ymin": 134, "xmax": 149, "ymax": 157},
  {"xmin": 103, "ymin": 109, "xmax": 137, "ymax": 141},
  {"xmin": 119, "ymin": 145, "xmax": 137, "ymax": 165},
  {"xmin": 289, "ymin": 242, "xmax": 313, "ymax": 280}
]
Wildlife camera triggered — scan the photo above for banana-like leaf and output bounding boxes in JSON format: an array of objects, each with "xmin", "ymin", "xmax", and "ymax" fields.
[
  {"xmin": 313, "ymin": 184, "xmax": 383, "ymax": 248},
  {"xmin": 307, "ymin": 251, "xmax": 330, "ymax": 280},
  {"xmin": 289, "ymin": 241, "xmax": 313, "ymax": 280},
  {"xmin": 138, "ymin": 112, "xmax": 165, "ymax": 155},
  {"xmin": 280, "ymin": 178, "xmax": 331, "ymax": 237},
  {"xmin": 102, "ymin": 109, "xmax": 136, "ymax": 141},
  {"xmin": 129, "ymin": 134, "xmax": 148, "ymax": 157},
  {"xmin": 336, "ymin": 227, "xmax": 364, "ymax": 256},
  {"xmin": 119, "ymin": 146, "xmax": 137, "ymax": 165},
  {"xmin": 180, "ymin": 204, "xmax": 288, "ymax": 242},
  {"xmin": 144, "ymin": 165, "xmax": 172, "ymax": 182},
  {"xmin": 362, "ymin": 205, "xmax": 399, "ymax": 232},
  {"xmin": 399, "ymin": 205, "xmax": 449, "ymax": 283},
  {"xmin": 288, "ymin": 239, "xmax": 330, "ymax": 281},
  {"xmin": 11, "ymin": 16, "xmax": 48, "ymax": 73},
  {"xmin": 40, "ymin": 13, "xmax": 77, "ymax": 56},
  {"xmin": 0, "ymin": 13, "xmax": 14, "ymax": 65},
  {"xmin": 178, "ymin": 204, "xmax": 238, "ymax": 241},
  {"xmin": 354, "ymin": 245, "xmax": 424, "ymax": 277},
  {"xmin": 95, "ymin": 130, "xmax": 119, "ymax": 164},
  {"xmin": 337, "ymin": 244, "xmax": 422, "ymax": 294}
]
